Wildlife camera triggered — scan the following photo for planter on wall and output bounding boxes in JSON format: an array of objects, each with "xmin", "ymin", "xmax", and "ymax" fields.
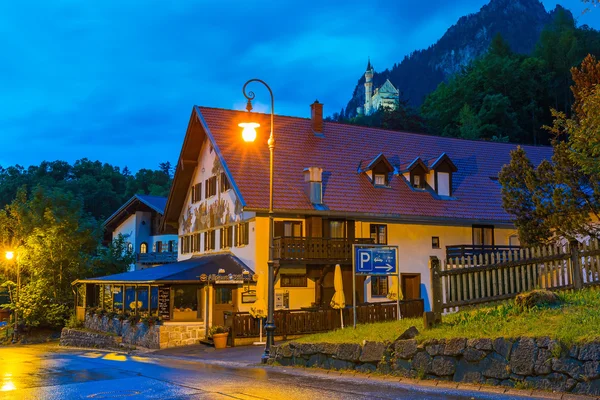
[{"xmin": 213, "ymin": 333, "xmax": 229, "ymax": 349}]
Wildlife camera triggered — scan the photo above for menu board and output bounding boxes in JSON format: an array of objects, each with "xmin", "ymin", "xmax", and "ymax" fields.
[{"xmin": 158, "ymin": 287, "xmax": 170, "ymax": 320}]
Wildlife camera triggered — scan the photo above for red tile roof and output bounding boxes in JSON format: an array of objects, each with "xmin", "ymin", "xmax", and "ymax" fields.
[{"xmin": 195, "ymin": 106, "xmax": 552, "ymax": 224}]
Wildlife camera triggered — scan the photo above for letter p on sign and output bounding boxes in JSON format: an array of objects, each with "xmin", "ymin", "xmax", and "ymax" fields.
[{"xmin": 360, "ymin": 250, "xmax": 371, "ymax": 272}]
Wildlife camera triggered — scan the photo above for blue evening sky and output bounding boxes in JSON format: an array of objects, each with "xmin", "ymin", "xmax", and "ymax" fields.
[{"xmin": 0, "ymin": 0, "xmax": 597, "ymax": 171}]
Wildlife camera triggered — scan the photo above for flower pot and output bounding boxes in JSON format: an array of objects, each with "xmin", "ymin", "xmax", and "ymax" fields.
[{"xmin": 212, "ymin": 332, "xmax": 229, "ymax": 349}]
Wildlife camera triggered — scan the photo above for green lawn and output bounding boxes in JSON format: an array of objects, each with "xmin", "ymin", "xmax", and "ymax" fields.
[{"xmin": 295, "ymin": 288, "xmax": 600, "ymax": 346}]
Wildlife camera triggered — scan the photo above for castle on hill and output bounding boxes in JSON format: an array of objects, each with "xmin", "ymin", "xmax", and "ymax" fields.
[{"xmin": 357, "ymin": 58, "xmax": 400, "ymax": 116}]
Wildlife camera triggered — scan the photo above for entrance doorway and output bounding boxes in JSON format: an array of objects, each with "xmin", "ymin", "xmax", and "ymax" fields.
[
  {"xmin": 401, "ymin": 273, "xmax": 421, "ymax": 300},
  {"xmin": 212, "ymin": 285, "xmax": 237, "ymax": 326}
]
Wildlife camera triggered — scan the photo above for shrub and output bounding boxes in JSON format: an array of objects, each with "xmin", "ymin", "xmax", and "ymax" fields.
[
  {"xmin": 142, "ymin": 315, "xmax": 162, "ymax": 327},
  {"xmin": 209, "ymin": 325, "xmax": 228, "ymax": 337},
  {"xmin": 65, "ymin": 314, "xmax": 84, "ymax": 329},
  {"xmin": 96, "ymin": 308, "xmax": 107, "ymax": 318},
  {"xmin": 117, "ymin": 312, "xmax": 129, "ymax": 322},
  {"xmin": 127, "ymin": 314, "xmax": 141, "ymax": 325},
  {"xmin": 105, "ymin": 311, "xmax": 118, "ymax": 319}
]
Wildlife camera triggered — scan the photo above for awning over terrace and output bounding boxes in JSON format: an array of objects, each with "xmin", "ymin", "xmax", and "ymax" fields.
[{"xmin": 73, "ymin": 253, "xmax": 254, "ymax": 285}]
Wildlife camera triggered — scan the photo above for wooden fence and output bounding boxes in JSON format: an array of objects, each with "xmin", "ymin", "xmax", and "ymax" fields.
[
  {"xmin": 225, "ymin": 299, "xmax": 424, "ymax": 346},
  {"xmin": 431, "ymin": 239, "xmax": 600, "ymax": 314}
]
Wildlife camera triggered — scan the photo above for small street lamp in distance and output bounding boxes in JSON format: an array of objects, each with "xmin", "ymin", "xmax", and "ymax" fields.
[
  {"xmin": 5, "ymin": 250, "xmax": 20, "ymax": 344},
  {"xmin": 240, "ymin": 78, "xmax": 276, "ymax": 364}
]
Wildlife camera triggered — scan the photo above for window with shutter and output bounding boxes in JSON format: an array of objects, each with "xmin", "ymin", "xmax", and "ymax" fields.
[{"xmin": 220, "ymin": 172, "xmax": 230, "ymax": 192}]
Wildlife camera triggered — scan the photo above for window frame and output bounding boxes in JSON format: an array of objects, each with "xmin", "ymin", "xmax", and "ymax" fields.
[
  {"xmin": 280, "ymin": 274, "xmax": 308, "ymax": 288},
  {"xmin": 369, "ymin": 224, "xmax": 387, "ymax": 245},
  {"xmin": 140, "ymin": 242, "xmax": 148, "ymax": 254},
  {"xmin": 374, "ymin": 173, "xmax": 387, "ymax": 186},
  {"xmin": 235, "ymin": 222, "xmax": 249, "ymax": 246},
  {"xmin": 432, "ymin": 236, "xmax": 440, "ymax": 249},
  {"xmin": 371, "ymin": 276, "xmax": 388, "ymax": 297},
  {"xmin": 220, "ymin": 226, "xmax": 234, "ymax": 249},
  {"xmin": 205, "ymin": 176, "xmax": 217, "ymax": 198},
  {"xmin": 220, "ymin": 172, "xmax": 231, "ymax": 193},
  {"xmin": 472, "ymin": 225, "xmax": 495, "ymax": 246}
]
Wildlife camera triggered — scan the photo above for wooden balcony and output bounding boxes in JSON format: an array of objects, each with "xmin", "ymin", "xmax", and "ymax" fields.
[
  {"xmin": 273, "ymin": 237, "xmax": 374, "ymax": 263},
  {"xmin": 137, "ymin": 251, "xmax": 178, "ymax": 265},
  {"xmin": 446, "ymin": 245, "xmax": 521, "ymax": 261}
]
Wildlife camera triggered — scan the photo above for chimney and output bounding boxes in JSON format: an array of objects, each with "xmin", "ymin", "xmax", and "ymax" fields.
[{"xmin": 310, "ymin": 100, "xmax": 323, "ymax": 135}]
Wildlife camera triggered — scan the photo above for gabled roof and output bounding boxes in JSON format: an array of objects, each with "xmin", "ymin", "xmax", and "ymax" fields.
[
  {"xmin": 378, "ymin": 79, "xmax": 399, "ymax": 94},
  {"xmin": 429, "ymin": 153, "xmax": 458, "ymax": 172},
  {"xmin": 103, "ymin": 194, "xmax": 167, "ymax": 229},
  {"xmin": 74, "ymin": 253, "xmax": 253, "ymax": 284},
  {"xmin": 163, "ymin": 106, "xmax": 553, "ymax": 226},
  {"xmin": 399, "ymin": 157, "xmax": 429, "ymax": 174},
  {"xmin": 359, "ymin": 153, "xmax": 394, "ymax": 173}
]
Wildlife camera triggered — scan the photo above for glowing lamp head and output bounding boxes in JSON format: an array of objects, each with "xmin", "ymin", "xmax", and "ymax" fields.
[
  {"xmin": 239, "ymin": 122, "xmax": 259, "ymax": 142},
  {"xmin": 5, "ymin": 251, "xmax": 14, "ymax": 260}
]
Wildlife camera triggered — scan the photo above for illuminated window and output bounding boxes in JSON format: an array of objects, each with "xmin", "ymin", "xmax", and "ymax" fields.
[
  {"xmin": 374, "ymin": 174, "xmax": 386, "ymax": 186},
  {"xmin": 127, "ymin": 242, "xmax": 133, "ymax": 253},
  {"xmin": 370, "ymin": 224, "xmax": 387, "ymax": 244},
  {"xmin": 371, "ymin": 277, "xmax": 388, "ymax": 297},
  {"xmin": 140, "ymin": 242, "xmax": 148, "ymax": 254}
]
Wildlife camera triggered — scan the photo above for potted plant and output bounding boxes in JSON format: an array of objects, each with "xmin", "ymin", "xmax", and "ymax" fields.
[{"xmin": 210, "ymin": 325, "xmax": 229, "ymax": 349}]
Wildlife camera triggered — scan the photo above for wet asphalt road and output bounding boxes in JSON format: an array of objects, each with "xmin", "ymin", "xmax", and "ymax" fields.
[{"xmin": 0, "ymin": 344, "xmax": 544, "ymax": 400}]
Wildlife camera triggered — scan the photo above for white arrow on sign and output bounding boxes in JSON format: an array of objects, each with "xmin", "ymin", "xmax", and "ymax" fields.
[{"xmin": 374, "ymin": 263, "xmax": 394, "ymax": 272}]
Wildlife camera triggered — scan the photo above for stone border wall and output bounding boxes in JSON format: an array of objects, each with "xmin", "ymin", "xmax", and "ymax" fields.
[
  {"xmin": 60, "ymin": 328, "xmax": 120, "ymax": 349},
  {"xmin": 78, "ymin": 315, "xmax": 203, "ymax": 349},
  {"xmin": 272, "ymin": 337, "xmax": 600, "ymax": 396}
]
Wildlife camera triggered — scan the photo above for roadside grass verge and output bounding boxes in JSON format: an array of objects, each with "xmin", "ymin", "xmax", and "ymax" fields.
[{"xmin": 295, "ymin": 288, "xmax": 600, "ymax": 346}]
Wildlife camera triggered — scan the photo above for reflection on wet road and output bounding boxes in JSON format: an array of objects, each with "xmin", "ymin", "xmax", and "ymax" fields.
[{"xmin": 0, "ymin": 344, "xmax": 541, "ymax": 399}]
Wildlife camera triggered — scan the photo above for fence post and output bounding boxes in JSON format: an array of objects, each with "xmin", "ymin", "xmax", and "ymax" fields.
[
  {"xmin": 570, "ymin": 240, "xmax": 583, "ymax": 289},
  {"xmin": 429, "ymin": 256, "xmax": 442, "ymax": 320}
]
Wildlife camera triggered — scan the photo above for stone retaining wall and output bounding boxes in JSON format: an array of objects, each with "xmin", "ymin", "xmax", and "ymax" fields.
[
  {"xmin": 79, "ymin": 315, "xmax": 203, "ymax": 349},
  {"xmin": 272, "ymin": 337, "xmax": 600, "ymax": 396},
  {"xmin": 59, "ymin": 328, "xmax": 120, "ymax": 349}
]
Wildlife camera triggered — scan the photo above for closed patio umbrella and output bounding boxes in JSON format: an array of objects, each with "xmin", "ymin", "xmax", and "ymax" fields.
[
  {"xmin": 330, "ymin": 264, "xmax": 346, "ymax": 328},
  {"xmin": 387, "ymin": 275, "xmax": 403, "ymax": 320},
  {"xmin": 250, "ymin": 273, "xmax": 267, "ymax": 344}
]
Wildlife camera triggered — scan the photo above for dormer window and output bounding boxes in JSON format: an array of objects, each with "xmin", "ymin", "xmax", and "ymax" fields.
[
  {"xmin": 304, "ymin": 167, "xmax": 323, "ymax": 204},
  {"xmin": 360, "ymin": 153, "xmax": 393, "ymax": 188},
  {"xmin": 430, "ymin": 153, "xmax": 458, "ymax": 197},
  {"xmin": 402, "ymin": 157, "xmax": 429, "ymax": 190}
]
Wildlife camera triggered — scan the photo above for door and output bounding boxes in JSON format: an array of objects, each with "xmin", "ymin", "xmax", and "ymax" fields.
[
  {"xmin": 212, "ymin": 285, "xmax": 237, "ymax": 326},
  {"xmin": 401, "ymin": 274, "xmax": 421, "ymax": 300}
]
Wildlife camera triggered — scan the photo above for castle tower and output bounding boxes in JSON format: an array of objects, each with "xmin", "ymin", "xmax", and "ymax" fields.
[{"xmin": 364, "ymin": 58, "xmax": 374, "ymax": 115}]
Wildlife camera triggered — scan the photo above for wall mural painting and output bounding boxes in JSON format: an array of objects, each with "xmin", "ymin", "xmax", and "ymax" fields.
[{"xmin": 181, "ymin": 197, "xmax": 240, "ymax": 236}]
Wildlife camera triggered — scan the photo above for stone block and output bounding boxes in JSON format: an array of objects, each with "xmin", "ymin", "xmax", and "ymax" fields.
[
  {"xmin": 510, "ymin": 337, "xmax": 537, "ymax": 375},
  {"xmin": 485, "ymin": 378, "xmax": 500, "ymax": 386},
  {"xmin": 335, "ymin": 343, "xmax": 361, "ymax": 362},
  {"xmin": 356, "ymin": 363, "xmax": 377, "ymax": 373},
  {"xmin": 583, "ymin": 361, "xmax": 600, "ymax": 380},
  {"xmin": 463, "ymin": 347, "xmax": 487, "ymax": 363},
  {"xmin": 552, "ymin": 357, "xmax": 584, "ymax": 379},
  {"xmin": 481, "ymin": 352, "xmax": 510, "ymax": 380},
  {"xmin": 330, "ymin": 358, "xmax": 354, "ymax": 370},
  {"xmin": 424, "ymin": 339, "xmax": 444, "ymax": 356},
  {"xmin": 412, "ymin": 351, "xmax": 432, "ymax": 374},
  {"xmin": 534, "ymin": 348, "xmax": 553, "ymax": 375},
  {"xmin": 394, "ymin": 358, "xmax": 412, "ymax": 375},
  {"xmin": 431, "ymin": 356, "xmax": 456, "ymax": 376},
  {"xmin": 443, "ymin": 338, "xmax": 466, "ymax": 356},
  {"xmin": 493, "ymin": 338, "xmax": 512, "ymax": 360},
  {"xmin": 359, "ymin": 341, "xmax": 386, "ymax": 363},
  {"xmin": 573, "ymin": 380, "xmax": 600, "ymax": 396},
  {"xmin": 454, "ymin": 359, "xmax": 483, "ymax": 383},
  {"xmin": 280, "ymin": 344, "xmax": 293, "ymax": 358},
  {"xmin": 525, "ymin": 373, "xmax": 576, "ymax": 393},
  {"xmin": 321, "ymin": 343, "xmax": 338, "ymax": 355},
  {"xmin": 298, "ymin": 343, "xmax": 318, "ymax": 356},
  {"xmin": 394, "ymin": 339, "xmax": 418, "ymax": 359},
  {"xmin": 306, "ymin": 354, "xmax": 321, "ymax": 368},
  {"xmin": 467, "ymin": 338, "xmax": 493, "ymax": 351},
  {"xmin": 578, "ymin": 343, "xmax": 600, "ymax": 361},
  {"xmin": 536, "ymin": 337, "xmax": 551, "ymax": 348},
  {"xmin": 396, "ymin": 326, "xmax": 419, "ymax": 340}
]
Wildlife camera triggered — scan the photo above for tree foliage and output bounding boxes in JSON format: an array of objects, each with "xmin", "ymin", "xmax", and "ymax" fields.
[
  {"xmin": 422, "ymin": 12, "xmax": 600, "ymax": 145},
  {"xmin": 0, "ymin": 159, "xmax": 172, "ymax": 221},
  {"xmin": 499, "ymin": 55, "xmax": 600, "ymax": 245},
  {"xmin": 0, "ymin": 186, "xmax": 136, "ymax": 328}
]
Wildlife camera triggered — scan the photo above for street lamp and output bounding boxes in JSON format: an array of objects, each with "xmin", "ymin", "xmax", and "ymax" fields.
[
  {"xmin": 5, "ymin": 250, "xmax": 19, "ymax": 344},
  {"xmin": 241, "ymin": 78, "xmax": 275, "ymax": 364}
]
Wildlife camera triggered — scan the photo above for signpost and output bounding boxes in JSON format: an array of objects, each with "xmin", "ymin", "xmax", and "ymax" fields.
[{"xmin": 352, "ymin": 244, "xmax": 400, "ymax": 328}]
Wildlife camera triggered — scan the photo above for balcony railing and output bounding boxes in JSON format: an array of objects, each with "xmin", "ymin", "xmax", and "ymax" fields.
[
  {"xmin": 446, "ymin": 245, "xmax": 522, "ymax": 261},
  {"xmin": 137, "ymin": 252, "xmax": 178, "ymax": 264},
  {"xmin": 273, "ymin": 237, "xmax": 375, "ymax": 262}
]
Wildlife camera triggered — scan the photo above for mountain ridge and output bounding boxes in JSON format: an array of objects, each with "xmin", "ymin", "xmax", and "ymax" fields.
[{"xmin": 344, "ymin": 0, "xmax": 570, "ymax": 118}]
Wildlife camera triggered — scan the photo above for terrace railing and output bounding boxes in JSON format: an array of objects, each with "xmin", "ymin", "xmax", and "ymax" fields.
[
  {"xmin": 445, "ymin": 245, "xmax": 521, "ymax": 262},
  {"xmin": 273, "ymin": 237, "xmax": 375, "ymax": 262},
  {"xmin": 225, "ymin": 299, "xmax": 424, "ymax": 346}
]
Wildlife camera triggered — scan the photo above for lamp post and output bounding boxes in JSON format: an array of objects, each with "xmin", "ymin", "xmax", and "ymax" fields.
[
  {"xmin": 5, "ymin": 251, "xmax": 19, "ymax": 344},
  {"xmin": 240, "ymin": 79, "xmax": 275, "ymax": 364}
]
